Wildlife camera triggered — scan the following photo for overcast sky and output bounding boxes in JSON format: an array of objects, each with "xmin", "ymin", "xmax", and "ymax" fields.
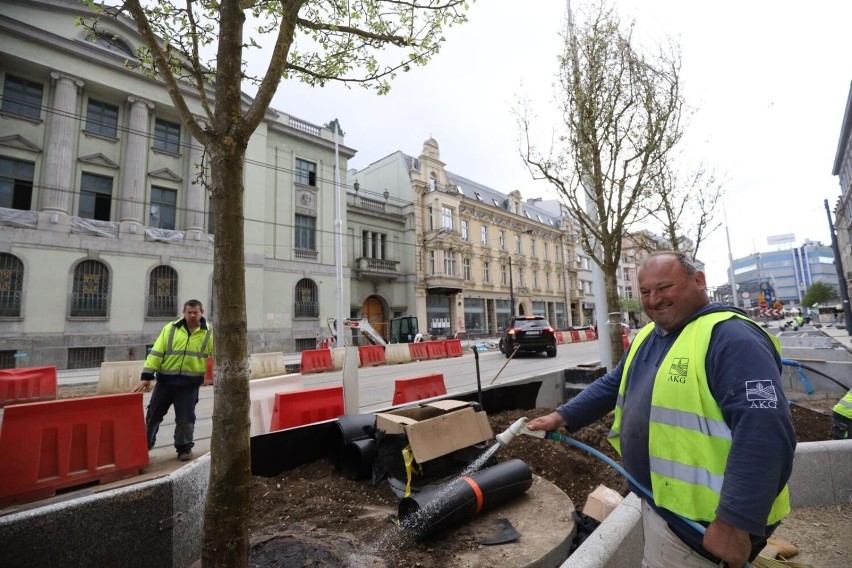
[{"xmin": 256, "ymin": 0, "xmax": 852, "ymax": 287}]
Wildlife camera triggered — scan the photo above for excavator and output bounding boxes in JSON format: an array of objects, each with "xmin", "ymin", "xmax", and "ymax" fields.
[{"xmin": 326, "ymin": 316, "xmax": 421, "ymax": 347}]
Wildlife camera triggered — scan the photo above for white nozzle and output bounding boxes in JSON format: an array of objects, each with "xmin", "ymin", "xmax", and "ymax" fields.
[{"xmin": 496, "ymin": 417, "xmax": 546, "ymax": 447}]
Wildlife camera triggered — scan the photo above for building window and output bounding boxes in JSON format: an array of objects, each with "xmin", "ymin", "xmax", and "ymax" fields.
[
  {"xmin": 294, "ymin": 278, "xmax": 318, "ymax": 317},
  {"xmin": 85, "ymin": 99, "xmax": 119, "ymax": 138},
  {"xmin": 149, "ymin": 186, "xmax": 177, "ymax": 230},
  {"xmin": 530, "ymin": 239, "xmax": 536, "ymax": 257},
  {"xmin": 0, "ymin": 350, "xmax": 16, "ymax": 370},
  {"xmin": 153, "ymin": 118, "xmax": 181, "ymax": 153},
  {"xmin": 1, "ymin": 75, "xmax": 42, "ymax": 119},
  {"xmin": 0, "ymin": 157, "xmax": 34, "ymax": 210},
  {"xmin": 499, "ymin": 230, "xmax": 505, "ymax": 250},
  {"xmin": 92, "ymin": 32, "xmax": 135, "ymax": 57},
  {"xmin": 543, "ymin": 243, "xmax": 549, "ymax": 260},
  {"xmin": 79, "ymin": 172, "xmax": 113, "ymax": 221},
  {"xmin": 71, "ymin": 259, "xmax": 109, "ymax": 317},
  {"xmin": 0, "ymin": 253, "xmax": 24, "ymax": 317},
  {"xmin": 463, "ymin": 258, "xmax": 471, "ymax": 281},
  {"xmin": 546, "ymin": 271, "xmax": 551, "ymax": 291},
  {"xmin": 295, "ymin": 214, "xmax": 316, "ymax": 250},
  {"xmin": 461, "ymin": 219, "xmax": 469, "ymax": 241},
  {"xmin": 296, "ymin": 158, "xmax": 317, "ymax": 186},
  {"xmin": 67, "ymin": 347, "xmax": 105, "ymax": 369},
  {"xmin": 441, "ymin": 206, "xmax": 453, "ymax": 230},
  {"xmin": 443, "ymin": 250, "xmax": 456, "ymax": 276},
  {"xmin": 429, "ymin": 251, "xmax": 436, "ymax": 275},
  {"xmin": 481, "ymin": 225, "xmax": 488, "ymax": 245},
  {"xmin": 501, "ymin": 264, "xmax": 508, "ymax": 285},
  {"xmin": 518, "ymin": 267, "xmax": 525, "ymax": 287},
  {"xmin": 533, "ymin": 270, "xmax": 539, "ymax": 289},
  {"xmin": 147, "ymin": 265, "xmax": 178, "ymax": 318},
  {"xmin": 516, "ymin": 234, "xmax": 522, "ymax": 254},
  {"xmin": 483, "ymin": 261, "xmax": 491, "ymax": 283},
  {"xmin": 362, "ymin": 231, "xmax": 387, "ymax": 259}
]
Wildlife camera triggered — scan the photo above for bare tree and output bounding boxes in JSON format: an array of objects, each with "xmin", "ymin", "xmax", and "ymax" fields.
[
  {"xmin": 83, "ymin": 1, "xmax": 469, "ymax": 565},
  {"xmin": 518, "ymin": 0, "xmax": 685, "ymax": 363},
  {"xmin": 644, "ymin": 159, "xmax": 725, "ymax": 263}
]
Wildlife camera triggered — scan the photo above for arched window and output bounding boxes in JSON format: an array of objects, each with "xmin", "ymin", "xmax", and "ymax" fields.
[
  {"xmin": 294, "ymin": 278, "xmax": 318, "ymax": 318},
  {"xmin": 147, "ymin": 265, "xmax": 178, "ymax": 318},
  {"xmin": 71, "ymin": 260, "xmax": 109, "ymax": 317},
  {"xmin": 0, "ymin": 253, "xmax": 24, "ymax": 317}
]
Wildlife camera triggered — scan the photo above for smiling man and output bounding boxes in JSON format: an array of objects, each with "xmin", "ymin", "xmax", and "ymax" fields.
[{"xmin": 528, "ymin": 251, "xmax": 795, "ymax": 568}]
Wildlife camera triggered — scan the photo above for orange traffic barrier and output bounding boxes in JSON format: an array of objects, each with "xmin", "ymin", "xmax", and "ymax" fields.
[
  {"xmin": 555, "ymin": 331, "xmax": 565, "ymax": 345},
  {"xmin": 444, "ymin": 339, "xmax": 464, "ymax": 358},
  {"xmin": 392, "ymin": 373, "xmax": 447, "ymax": 405},
  {"xmin": 269, "ymin": 386, "xmax": 344, "ymax": 431},
  {"xmin": 0, "ymin": 366, "xmax": 57, "ymax": 407},
  {"xmin": 0, "ymin": 393, "xmax": 149, "ymax": 507},
  {"xmin": 585, "ymin": 329, "xmax": 598, "ymax": 341},
  {"xmin": 358, "ymin": 344, "xmax": 386, "ymax": 367},
  {"xmin": 203, "ymin": 357, "xmax": 214, "ymax": 385},
  {"xmin": 425, "ymin": 341, "xmax": 448, "ymax": 359},
  {"xmin": 569, "ymin": 330, "xmax": 581, "ymax": 343},
  {"xmin": 299, "ymin": 348, "xmax": 334, "ymax": 374},
  {"xmin": 408, "ymin": 342, "xmax": 429, "ymax": 361}
]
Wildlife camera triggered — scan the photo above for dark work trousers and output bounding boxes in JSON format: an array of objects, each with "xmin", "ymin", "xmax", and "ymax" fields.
[{"xmin": 145, "ymin": 382, "xmax": 200, "ymax": 453}]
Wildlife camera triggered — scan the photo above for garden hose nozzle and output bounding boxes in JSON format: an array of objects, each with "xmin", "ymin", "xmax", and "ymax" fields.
[{"xmin": 496, "ymin": 417, "xmax": 546, "ymax": 447}]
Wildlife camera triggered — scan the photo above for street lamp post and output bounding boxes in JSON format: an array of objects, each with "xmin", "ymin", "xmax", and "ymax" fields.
[{"xmin": 509, "ymin": 256, "xmax": 516, "ymax": 316}]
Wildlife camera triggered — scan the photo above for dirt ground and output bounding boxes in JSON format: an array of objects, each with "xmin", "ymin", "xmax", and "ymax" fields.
[{"xmin": 248, "ymin": 400, "xmax": 850, "ymax": 568}]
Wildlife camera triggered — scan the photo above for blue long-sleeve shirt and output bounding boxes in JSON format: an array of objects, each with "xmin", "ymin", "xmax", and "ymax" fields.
[{"xmin": 556, "ymin": 303, "xmax": 796, "ymax": 559}]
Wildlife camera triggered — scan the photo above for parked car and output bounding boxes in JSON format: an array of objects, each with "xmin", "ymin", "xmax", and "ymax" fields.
[{"xmin": 499, "ymin": 315, "xmax": 558, "ymax": 358}]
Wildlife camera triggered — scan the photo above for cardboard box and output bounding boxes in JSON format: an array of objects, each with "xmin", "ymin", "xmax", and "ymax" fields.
[
  {"xmin": 375, "ymin": 400, "xmax": 494, "ymax": 464},
  {"xmin": 582, "ymin": 484, "xmax": 624, "ymax": 522}
]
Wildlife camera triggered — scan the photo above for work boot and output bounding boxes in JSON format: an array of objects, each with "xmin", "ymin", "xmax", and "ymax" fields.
[{"xmin": 178, "ymin": 450, "xmax": 193, "ymax": 462}]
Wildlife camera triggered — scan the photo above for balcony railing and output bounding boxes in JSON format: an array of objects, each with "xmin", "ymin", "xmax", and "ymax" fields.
[
  {"xmin": 354, "ymin": 257, "xmax": 399, "ymax": 279},
  {"xmin": 294, "ymin": 248, "xmax": 318, "ymax": 261}
]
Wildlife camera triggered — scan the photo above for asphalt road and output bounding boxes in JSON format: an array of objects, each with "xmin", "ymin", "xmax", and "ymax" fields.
[{"xmin": 147, "ymin": 339, "xmax": 606, "ymax": 454}]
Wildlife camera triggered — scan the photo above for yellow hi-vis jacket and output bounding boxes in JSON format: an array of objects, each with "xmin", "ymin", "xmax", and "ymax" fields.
[
  {"xmin": 833, "ymin": 389, "xmax": 852, "ymax": 420},
  {"xmin": 142, "ymin": 318, "xmax": 213, "ymax": 386},
  {"xmin": 608, "ymin": 312, "xmax": 791, "ymax": 524}
]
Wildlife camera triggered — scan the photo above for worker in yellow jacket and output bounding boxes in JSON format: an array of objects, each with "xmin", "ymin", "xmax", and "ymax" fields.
[
  {"xmin": 832, "ymin": 389, "xmax": 852, "ymax": 439},
  {"xmin": 134, "ymin": 299, "xmax": 213, "ymax": 461}
]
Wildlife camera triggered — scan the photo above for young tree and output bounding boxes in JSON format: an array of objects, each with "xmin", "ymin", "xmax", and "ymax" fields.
[
  {"xmin": 83, "ymin": 2, "xmax": 470, "ymax": 565},
  {"xmin": 518, "ymin": 0, "xmax": 685, "ymax": 363},
  {"xmin": 644, "ymin": 160, "xmax": 725, "ymax": 263},
  {"xmin": 802, "ymin": 281, "xmax": 839, "ymax": 308}
]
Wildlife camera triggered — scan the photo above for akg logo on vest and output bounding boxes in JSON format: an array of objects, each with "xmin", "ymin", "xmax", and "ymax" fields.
[
  {"xmin": 745, "ymin": 380, "xmax": 778, "ymax": 408},
  {"xmin": 668, "ymin": 358, "xmax": 688, "ymax": 383}
]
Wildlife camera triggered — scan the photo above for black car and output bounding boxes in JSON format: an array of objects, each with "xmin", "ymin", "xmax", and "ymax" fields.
[{"xmin": 499, "ymin": 315, "xmax": 558, "ymax": 358}]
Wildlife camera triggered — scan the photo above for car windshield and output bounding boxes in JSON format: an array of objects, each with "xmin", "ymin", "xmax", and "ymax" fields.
[{"xmin": 513, "ymin": 318, "xmax": 548, "ymax": 330}]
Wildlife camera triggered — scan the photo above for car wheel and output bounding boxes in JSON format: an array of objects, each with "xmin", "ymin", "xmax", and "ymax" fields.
[
  {"xmin": 499, "ymin": 338, "xmax": 506, "ymax": 354},
  {"xmin": 546, "ymin": 345, "xmax": 557, "ymax": 358}
]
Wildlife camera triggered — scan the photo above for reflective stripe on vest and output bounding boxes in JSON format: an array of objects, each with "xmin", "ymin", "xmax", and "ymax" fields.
[{"xmin": 608, "ymin": 312, "xmax": 790, "ymax": 524}]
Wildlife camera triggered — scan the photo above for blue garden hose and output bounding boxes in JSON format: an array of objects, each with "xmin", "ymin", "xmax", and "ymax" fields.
[{"xmin": 544, "ymin": 430, "xmax": 754, "ymax": 568}]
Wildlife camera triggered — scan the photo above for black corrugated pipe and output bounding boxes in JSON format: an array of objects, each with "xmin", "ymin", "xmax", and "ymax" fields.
[
  {"xmin": 341, "ymin": 438, "xmax": 377, "ymax": 480},
  {"xmin": 326, "ymin": 413, "xmax": 376, "ymax": 468},
  {"xmin": 398, "ymin": 459, "xmax": 533, "ymax": 539}
]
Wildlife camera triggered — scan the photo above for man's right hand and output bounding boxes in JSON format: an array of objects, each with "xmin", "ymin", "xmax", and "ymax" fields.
[
  {"xmin": 132, "ymin": 379, "xmax": 152, "ymax": 393},
  {"xmin": 526, "ymin": 411, "xmax": 567, "ymax": 432}
]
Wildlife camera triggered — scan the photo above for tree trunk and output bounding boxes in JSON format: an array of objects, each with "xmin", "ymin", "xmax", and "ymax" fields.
[
  {"xmin": 202, "ymin": 143, "xmax": 252, "ymax": 567},
  {"xmin": 604, "ymin": 264, "xmax": 625, "ymax": 365}
]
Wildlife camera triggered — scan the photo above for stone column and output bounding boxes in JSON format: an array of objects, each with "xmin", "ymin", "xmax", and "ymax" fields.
[
  {"xmin": 41, "ymin": 72, "xmax": 83, "ymax": 215},
  {"xmin": 119, "ymin": 96, "xmax": 153, "ymax": 232},
  {"xmin": 184, "ymin": 130, "xmax": 206, "ymax": 240}
]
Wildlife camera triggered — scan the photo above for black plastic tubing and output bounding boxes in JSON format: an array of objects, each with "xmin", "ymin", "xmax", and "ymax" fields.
[
  {"xmin": 397, "ymin": 458, "xmax": 533, "ymax": 539},
  {"xmin": 326, "ymin": 413, "xmax": 376, "ymax": 468}
]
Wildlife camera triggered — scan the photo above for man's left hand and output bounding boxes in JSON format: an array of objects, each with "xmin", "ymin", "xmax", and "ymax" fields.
[{"xmin": 703, "ymin": 517, "xmax": 750, "ymax": 568}]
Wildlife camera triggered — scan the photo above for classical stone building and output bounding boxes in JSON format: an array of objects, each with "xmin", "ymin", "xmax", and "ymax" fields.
[
  {"xmin": 0, "ymin": 0, "xmax": 355, "ymax": 367},
  {"xmin": 352, "ymin": 138, "xmax": 586, "ymax": 338}
]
